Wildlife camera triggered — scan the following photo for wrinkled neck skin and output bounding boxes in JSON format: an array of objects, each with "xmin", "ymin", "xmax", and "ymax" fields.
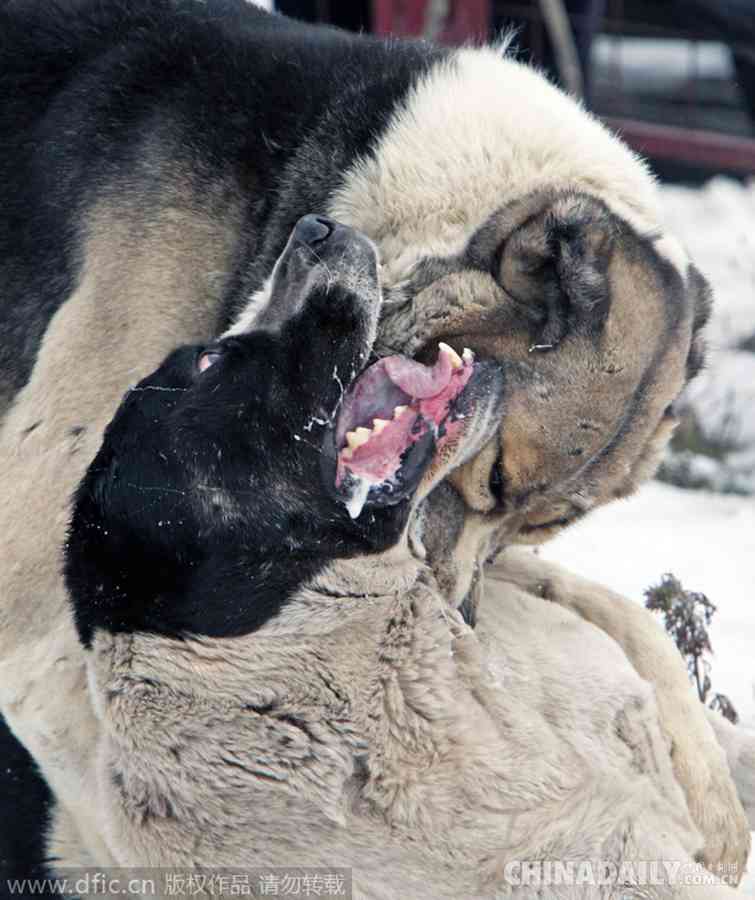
[{"xmin": 268, "ymin": 479, "xmax": 508, "ymax": 635}]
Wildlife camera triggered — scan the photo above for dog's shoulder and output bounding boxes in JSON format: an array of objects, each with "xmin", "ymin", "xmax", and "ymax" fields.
[{"xmin": 0, "ymin": 0, "xmax": 441, "ymax": 416}]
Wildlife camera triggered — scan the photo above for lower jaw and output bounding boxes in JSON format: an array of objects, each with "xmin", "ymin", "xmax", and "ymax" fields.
[{"xmin": 338, "ymin": 427, "xmax": 439, "ymax": 519}]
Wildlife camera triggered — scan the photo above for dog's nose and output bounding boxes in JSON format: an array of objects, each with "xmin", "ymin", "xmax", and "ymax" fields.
[{"xmin": 295, "ymin": 215, "xmax": 335, "ymax": 246}]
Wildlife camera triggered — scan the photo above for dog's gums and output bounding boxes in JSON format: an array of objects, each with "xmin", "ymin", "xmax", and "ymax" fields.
[{"xmin": 335, "ymin": 343, "xmax": 475, "ymax": 518}]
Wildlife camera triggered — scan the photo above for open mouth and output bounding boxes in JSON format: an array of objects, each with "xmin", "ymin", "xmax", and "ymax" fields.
[{"xmin": 334, "ymin": 343, "xmax": 475, "ymax": 518}]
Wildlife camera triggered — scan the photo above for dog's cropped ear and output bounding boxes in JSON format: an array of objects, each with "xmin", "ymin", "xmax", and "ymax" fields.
[{"xmin": 498, "ymin": 193, "xmax": 617, "ymax": 347}]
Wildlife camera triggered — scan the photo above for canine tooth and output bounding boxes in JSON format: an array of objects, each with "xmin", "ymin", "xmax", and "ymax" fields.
[
  {"xmin": 372, "ymin": 418, "xmax": 389, "ymax": 435},
  {"xmin": 346, "ymin": 427, "xmax": 372, "ymax": 452},
  {"xmin": 346, "ymin": 430, "xmax": 364, "ymax": 451},
  {"xmin": 345, "ymin": 478, "xmax": 371, "ymax": 520},
  {"xmin": 393, "ymin": 405, "xmax": 408, "ymax": 419},
  {"xmin": 342, "ymin": 447, "xmax": 353, "ymax": 460},
  {"xmin": 462, "ymin": 347, "xmax": 475, "ymax": 364},
  {"xmin": 438, "ymin": 342, "xmax": 463, "ymax": 369}
]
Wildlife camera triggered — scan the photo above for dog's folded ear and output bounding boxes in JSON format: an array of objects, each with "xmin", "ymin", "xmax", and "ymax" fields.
[{"xmin": 499, "ymin": 193, "xmax": 617, "ymax": 347}]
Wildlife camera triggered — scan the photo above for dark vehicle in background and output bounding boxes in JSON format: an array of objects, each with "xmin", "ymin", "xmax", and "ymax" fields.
[{"xmin": 278, "ymin": 0, "xmax": 755, "ymax": 180}]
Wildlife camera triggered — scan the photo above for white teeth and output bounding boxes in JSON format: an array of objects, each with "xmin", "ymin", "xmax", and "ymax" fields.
[
  {"xmin": 342, "ymin": 410, "xmax": 411, "ymax": 459},
  {"xmin": 438, "ymin": 341, "xmax": 463, "ymax": 369},
  {"xmin": 346, "ymin": 427, "xmax": 372, "ymax": 452},
  {"xmin": 462, "ymin": 347, "xmax": 475, "ymax": 364},
  {"xmin": 342, "ymin": 420, "xmax": 392, "ymax": 460}
]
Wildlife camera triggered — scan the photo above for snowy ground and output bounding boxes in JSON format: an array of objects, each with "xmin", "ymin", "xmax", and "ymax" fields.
[
  {"xmin": 543, "ymin": 177, "xmax": 755, "ymax": 894},
  {"xmin": 663, "ymin": 179, "xmax": 755, "ymax": 353},
  {"xmin": 542, "ymin": 481, "xmax": 755, "ymax": 723}
]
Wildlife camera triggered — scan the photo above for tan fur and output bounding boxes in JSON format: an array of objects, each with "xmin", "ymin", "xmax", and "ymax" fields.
[
  {"xmin": 328, "ymin": 49, "xmax": 664, "ymax": 278},
  {"xmin": 372, "ymin": 194, "xmax": 696, "ymax": 538},
  {"xmin": 0, "ymin": 182, "xmax": 243, "ymax": 864}
]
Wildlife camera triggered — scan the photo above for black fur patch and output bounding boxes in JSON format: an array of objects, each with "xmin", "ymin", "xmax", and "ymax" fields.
[
  {"xmin": 65, "ymin": 222, "xmax": 416, "ymax": 645},
  {"xmin": 685, "ymin": 264, "xmax": 714, "ymax": 382},
  {"xmin": 0, "ymin": 0, "xmax": 445, "ymax": 410},
  {"xmin": 0, "ymin": 715, "xmax": 57, "ymax": 889},
  {"xmin": 458, "ymin": 591, "xmax": 477, "ymax": 628}
]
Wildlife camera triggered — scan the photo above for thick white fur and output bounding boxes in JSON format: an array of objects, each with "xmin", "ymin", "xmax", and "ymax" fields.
[
  {"xmin": 80, "ymin": 541, "xmax": 742, "ymax": 898},
  {"xmin": 222, "ymin": 50, "xmax": 752, "ymax": 875},
  {"xmin": 328, "ymin": 47, "xmax": 688, "ymax": 285},
  {"xmin": 706, "ymin": 708, "xmax": 755, "ymax": 831}
]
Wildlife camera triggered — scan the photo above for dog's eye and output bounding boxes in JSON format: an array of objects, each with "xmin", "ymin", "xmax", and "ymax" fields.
[{"xmin": 197, "ymin": 349, "xmax": 223, "ymax": 373}]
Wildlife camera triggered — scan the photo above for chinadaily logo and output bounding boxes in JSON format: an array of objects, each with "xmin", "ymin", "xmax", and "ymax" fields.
[{"xmin": 501, "ymin": 859, "xmax": 741, "ymax": 888}]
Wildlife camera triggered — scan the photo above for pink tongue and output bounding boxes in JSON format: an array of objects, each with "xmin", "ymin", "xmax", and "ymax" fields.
[{"xmin": 383, "ymin": 352, "xmax": 453, "ymax": 399}]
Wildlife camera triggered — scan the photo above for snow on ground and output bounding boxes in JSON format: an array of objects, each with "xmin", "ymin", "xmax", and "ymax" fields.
[
  {"xmin": 543, "ymin": 176, "xmax": 755, "ymax": 893},
  {"xmin": 684, "ymin": 351, "xmax": 755, "ymax": 449},
  {"xmin": 663, "ymin": 179, "xmax": 755, "ymax": 352},
  {"xmin": 660, "ymin": 179, "xmax": 755, "ymax": 495}
]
